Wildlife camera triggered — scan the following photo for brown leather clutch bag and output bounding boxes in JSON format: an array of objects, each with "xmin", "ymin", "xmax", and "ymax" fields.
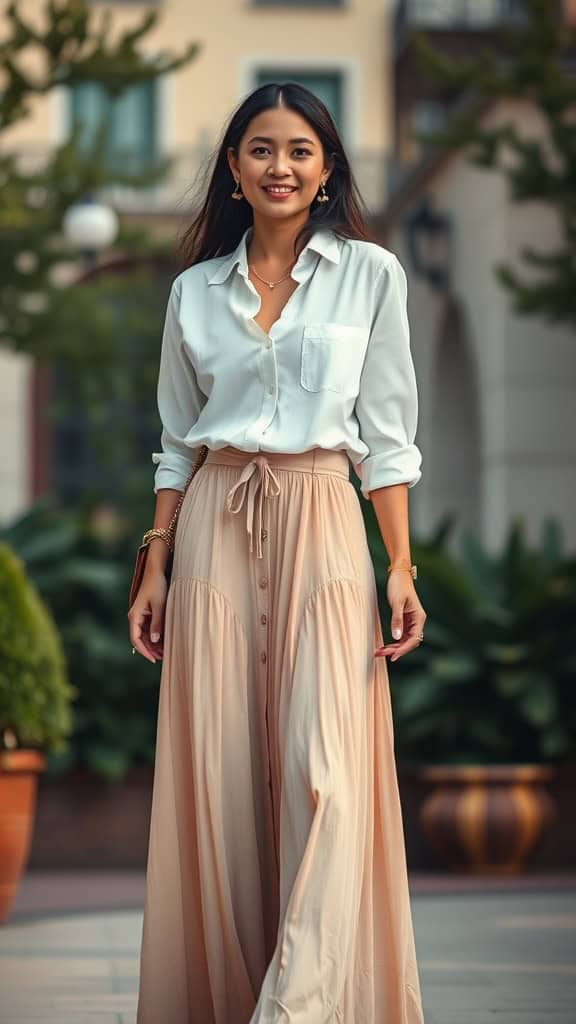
[{"xmin": 128, "ymin": 445, "xmax": 209, "ymax": 610}]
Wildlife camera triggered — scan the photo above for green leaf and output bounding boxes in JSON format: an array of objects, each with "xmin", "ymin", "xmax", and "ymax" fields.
[
  {"xmin": 484, "ymin": 644, "xmax": 532, "ymax": 665},
  {"xmin": 518, "ymin": 683, "xmax": 558, "ymax": 726},
  {"xmin": 394, "ymin": 674, "xmax": 442, "ymax": 716},
  {"xmin": 430, "ymin": 655, "xmax": 480, "ymax": 683},
  {"xmin": 85, "ymin": 744, "xmax": 130, "ymax": 783},
  {"xmin": 493, "ymin": 669, "xmax": 550, "ymax": 697}
]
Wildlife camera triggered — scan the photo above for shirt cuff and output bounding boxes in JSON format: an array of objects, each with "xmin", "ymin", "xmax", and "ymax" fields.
[
  {"xmin": 355, "ymin": 445, "xmax": 422, "ymax": 499},
  {"xmin": 152, "ymin": 450, "xmax": 196, "ymax": 494}
]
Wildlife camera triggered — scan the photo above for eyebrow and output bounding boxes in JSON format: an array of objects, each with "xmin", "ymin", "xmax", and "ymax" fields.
[{"xmin": 247, "ymin": 136, "xmax": 317, "ymax": 146}]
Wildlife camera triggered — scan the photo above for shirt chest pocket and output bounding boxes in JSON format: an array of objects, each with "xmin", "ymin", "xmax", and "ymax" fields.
[{"xmin": 300, "ymin": 323, "xmax": 369, "ymax": 395}]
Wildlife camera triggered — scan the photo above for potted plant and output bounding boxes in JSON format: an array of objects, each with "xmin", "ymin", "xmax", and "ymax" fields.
[
  {"xmin": 0, "ymin": 494, "xmax": 163, "ymax": 869},
  {"xmin": 366, "ymin": 512, "xmax": 576, "ymax": 873},
  {"xmin": 0, "ymin": 541, "xmax": 76, "ymax": 922},
  {"xmin": 1, "ymin": 493, "xmax": 158, "ymax": 783}
]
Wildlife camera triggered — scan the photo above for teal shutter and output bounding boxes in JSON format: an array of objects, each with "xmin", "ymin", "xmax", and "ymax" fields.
[{"xmin": 69, "ymin": 80, "xmax": 156, "ymax": 172}]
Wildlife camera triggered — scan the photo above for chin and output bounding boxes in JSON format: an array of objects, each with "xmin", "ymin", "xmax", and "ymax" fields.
[{"xmin": 253, "ymin": 200, "xmax": 311, "ymax": 219}]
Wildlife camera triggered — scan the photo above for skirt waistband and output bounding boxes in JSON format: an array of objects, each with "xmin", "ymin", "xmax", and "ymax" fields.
[
  {"xmin": 205, "ymin": 445, "xmax": 350, "ymax": 478},
  {"xmin": 203, "ymin": 447, "xmax": 350, "ymax": 559}
]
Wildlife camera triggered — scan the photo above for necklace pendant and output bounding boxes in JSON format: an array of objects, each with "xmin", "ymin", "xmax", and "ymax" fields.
[{"xmin": 268, "ymin": 282, "xmax": 274, "ymax": 289}]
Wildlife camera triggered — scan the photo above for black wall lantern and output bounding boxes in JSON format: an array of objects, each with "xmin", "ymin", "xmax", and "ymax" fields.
[{"xmin": 403, "ymin": 196, "xmax": 452, "ymax": 291}]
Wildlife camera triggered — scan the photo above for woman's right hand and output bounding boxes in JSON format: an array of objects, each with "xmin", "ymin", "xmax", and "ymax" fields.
[{"xmin": 128, "ymin": 569, "xmax": 168, "ymax": 664}]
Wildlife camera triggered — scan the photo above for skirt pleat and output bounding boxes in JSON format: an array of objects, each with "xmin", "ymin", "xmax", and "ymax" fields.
[{"xmin": 136, "ymin": 446, "xmax": 424, "ymax": 1024}]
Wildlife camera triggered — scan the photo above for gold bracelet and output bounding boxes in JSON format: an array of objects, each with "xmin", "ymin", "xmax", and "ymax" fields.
[
  {"xmin": 142, "ymin": 527, "xmax": 174, "ymax": 552},
  {"xmin": 387, "ymin": 564, "xmax": 418, "ymax": 580}
]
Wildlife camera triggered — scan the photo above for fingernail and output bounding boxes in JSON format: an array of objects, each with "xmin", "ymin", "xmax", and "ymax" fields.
[
  {"xmin": 393, "ymin": 627, "xmax": 401, "ymax": 639},
  {"xmin": 151, "ymin": 632, "xmax": 160, "ymax": 642}
]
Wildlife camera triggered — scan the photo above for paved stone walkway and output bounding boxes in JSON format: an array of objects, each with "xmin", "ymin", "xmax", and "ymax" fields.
[{"xmin": 0, "ymin": 873, "xmax": 575, "ymax": 1023}]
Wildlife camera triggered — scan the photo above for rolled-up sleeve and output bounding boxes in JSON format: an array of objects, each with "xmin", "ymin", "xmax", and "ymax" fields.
[
  {"xmin": 151, "ymin": 277, "xmax": 206, "ymax": 494},
  {"xmin": 353, "ymin": 254, "xmax": 422, "ymax": 500}
]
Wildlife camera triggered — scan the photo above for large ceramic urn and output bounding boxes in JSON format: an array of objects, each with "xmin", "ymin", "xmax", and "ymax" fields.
[{"xmin": 418, "ymin": 763, "xmax": 557, "ymax": 874}]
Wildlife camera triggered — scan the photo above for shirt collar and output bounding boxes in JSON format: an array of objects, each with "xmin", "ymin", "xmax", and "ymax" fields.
[{"xmin": 207, "ymin": 225, "xmax": 341, "ymax": 286}]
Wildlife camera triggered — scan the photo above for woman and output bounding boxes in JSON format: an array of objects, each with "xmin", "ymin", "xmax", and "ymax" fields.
[{"xmin": 129, "ymin": 82, "xmax": 426, "ymax": 1024}]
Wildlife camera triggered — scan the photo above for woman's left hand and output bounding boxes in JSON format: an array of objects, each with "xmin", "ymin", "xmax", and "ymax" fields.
[{"xmin": 374, "ymin": 572, "xmax": 427, "ymax": 662}]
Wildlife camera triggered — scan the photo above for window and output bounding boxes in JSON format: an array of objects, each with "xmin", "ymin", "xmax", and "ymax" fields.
[
  {"xmin": 69, "ymin": 80, "xmax": 157, "ymax": 174},
  {"xmin": 253, "ymin": 0, "xmax": 343, "ymax": 7},
  {"xmin": 255, "ymin": 70, "xmax": 344, "ymax": 134},
  {"xmin": 404, "ymin": 0, "xmax": 526, "ymax": 25},
  {"xmin": 49, "ymin": 265, "xmax": 173, "ymax": 506}
]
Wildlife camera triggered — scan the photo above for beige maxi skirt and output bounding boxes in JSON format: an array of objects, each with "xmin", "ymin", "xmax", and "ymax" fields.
[{"xmin": 136, "ymin": 445, "xmax": 424, "ymax": 1024}]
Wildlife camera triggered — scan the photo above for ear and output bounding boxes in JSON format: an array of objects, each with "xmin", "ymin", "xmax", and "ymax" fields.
[
  {"xmin": 226, "ymin": 146, "xmax": 239, "ymax": 180},
  {"xmin": 322, "ymin": 151, "xmax": 336, "ymax": 183}
]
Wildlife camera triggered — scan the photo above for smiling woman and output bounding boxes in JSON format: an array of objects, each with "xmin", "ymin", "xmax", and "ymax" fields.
[{"xmin": 132, "ymin": 81, "xmax": 426, "ymax": 1024}]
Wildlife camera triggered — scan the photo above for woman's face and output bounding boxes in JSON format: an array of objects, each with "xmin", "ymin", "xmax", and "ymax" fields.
[{"xmin": 227, "ymin": 105, "xmax": 334, "ymax": 221}]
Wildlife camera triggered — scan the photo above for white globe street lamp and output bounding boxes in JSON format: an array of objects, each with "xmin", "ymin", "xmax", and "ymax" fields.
[{"xmin": 62, "ymin": 196, "xmax": 119, "ymax": 268}]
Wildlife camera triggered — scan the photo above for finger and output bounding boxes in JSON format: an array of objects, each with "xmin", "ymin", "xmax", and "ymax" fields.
[
  {"xmin": 375, "ymin": 642, "xmax": 399, "ymax": 657},
  {"xmin": 376, "ymin": 630, "xmax": 424, "ymax": 660},
  {"xmin": 150, "ymin": 617, "xmax": 161, "ymax": 643},
  {"xmin": 129, "ymin": 608, "xmax": 158, "ymax": 664},
  {"xmin": 390, "ymin": 602, "xmax": 405, "ymax": 641},
  {"xmin": 138, "ymin": 619, "xmax": 162, "ymax": 662},
  {"xmin": 149, "ymin": 609, "xmax": 165, "ymax": 651},
  {"xmin": 389, "ymin": 629, "xmax": 425, "ymax": 661}
]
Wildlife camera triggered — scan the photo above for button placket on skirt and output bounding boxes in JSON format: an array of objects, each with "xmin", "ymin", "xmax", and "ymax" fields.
[{"xmin": 225, "ymin": 455, "xmax": 281, "ymax": 882}]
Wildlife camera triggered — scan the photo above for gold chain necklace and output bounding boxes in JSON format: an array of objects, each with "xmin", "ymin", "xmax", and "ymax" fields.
[{"xmin": 248, "ymin": 262, "xmax": 296, "ymax": 290}]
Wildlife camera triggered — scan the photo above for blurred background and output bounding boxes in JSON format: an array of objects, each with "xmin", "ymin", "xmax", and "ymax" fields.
[{"xmin": 0, "ymin": 0, "xmax": 575, "ymax": 1019}]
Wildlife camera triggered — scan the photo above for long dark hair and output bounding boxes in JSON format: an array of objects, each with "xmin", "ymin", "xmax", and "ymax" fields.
[{"xmin": 179, "ymin": 82, "xmax": 374, "ymax": 269}]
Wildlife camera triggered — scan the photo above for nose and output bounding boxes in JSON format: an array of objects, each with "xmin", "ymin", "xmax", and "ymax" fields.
[{"xmin": 268, "ymin": 152, "xmax": 291, "ymax": 175}]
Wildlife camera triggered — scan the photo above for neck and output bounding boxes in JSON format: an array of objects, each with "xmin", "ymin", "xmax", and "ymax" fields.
[{"xmin": 248, "ymin": 213, "xmax": 311, "ymax": 269}]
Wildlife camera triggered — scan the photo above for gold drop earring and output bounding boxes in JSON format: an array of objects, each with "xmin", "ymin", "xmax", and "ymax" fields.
[
  {"xmin": 316, "ymin": 179, "xmax": 329, "ymax": 203},
  {"xmin": 231, "ymin": 177, "xmax": 244, "ymax": 200}
]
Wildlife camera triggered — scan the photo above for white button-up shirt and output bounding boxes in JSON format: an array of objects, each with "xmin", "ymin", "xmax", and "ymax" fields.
[{"xmin": 152, "ymin": 225, "xmax": 422, "ymax": 499}]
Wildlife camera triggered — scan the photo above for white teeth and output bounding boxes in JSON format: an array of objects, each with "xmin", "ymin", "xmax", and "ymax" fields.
[{"xmin": 265, "ymin": 187, "xmax": 296, "ymax": 193}]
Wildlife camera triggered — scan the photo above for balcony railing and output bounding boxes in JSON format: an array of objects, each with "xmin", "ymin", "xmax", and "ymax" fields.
[{"xmin": 11, "ymin": 144, "xmax": 389, "ymax": 218}]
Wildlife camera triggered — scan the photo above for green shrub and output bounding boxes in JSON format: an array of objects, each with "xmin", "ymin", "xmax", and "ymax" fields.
[
  {"xmin": 366, "ymin": 513, "xmax": 576, "ymax": 766},
  {"xmin": 1, "ymin": 495, "xmax": 160, "ymax": 782},
  {"xmin": 0, "ymin": 541, "xmax": 76, "ymax": 753}
]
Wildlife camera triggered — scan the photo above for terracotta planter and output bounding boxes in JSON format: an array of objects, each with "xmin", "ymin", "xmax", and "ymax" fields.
[
  {"xmin": 417, "ymin": 763, "xmax": 558, "ymax": 874},
  {"xmin": 0, "ymin": 749, "xmax": 46, "ymax": 923}
]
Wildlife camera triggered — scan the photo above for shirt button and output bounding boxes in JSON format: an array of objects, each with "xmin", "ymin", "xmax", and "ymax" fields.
[
  {"xmin": 261, "ymin": 613, "xmax": 267, "ymax": 625},
  {"xmin": 260, "ymin": 651, "xmax": 267, "ymax": 664},
  {"xmin": 261, "ymin": 528, "xmax": 268, "ymax": 540},
  {"xmin": 265, "ymin": 338, "xmax": 272, "ymax": 348},
  {"xmin": 268, "ymin": 384, "xmax": 275, "ymax": 395},
  {"xmin": 259, "ymin": 576, "xmax": 268, "ymax": 588}
]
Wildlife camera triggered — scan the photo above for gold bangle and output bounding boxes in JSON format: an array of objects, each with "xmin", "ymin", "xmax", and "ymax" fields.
[
  {"xmin": 387, "ymin": 564, "xmax": 418, "ymax": 580},
  {"xmin": 142, "ymin": 527, "xmax": 174, "ymax": 552}
]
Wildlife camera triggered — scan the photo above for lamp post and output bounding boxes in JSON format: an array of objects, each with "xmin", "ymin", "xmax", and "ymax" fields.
[
  {"xmin": 62, "ymin": 195, "xmax": 119, "ymax": 270},
  {"xmin": 403, "ymin": 196, "xmax": 452, "ymax": 291}
]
